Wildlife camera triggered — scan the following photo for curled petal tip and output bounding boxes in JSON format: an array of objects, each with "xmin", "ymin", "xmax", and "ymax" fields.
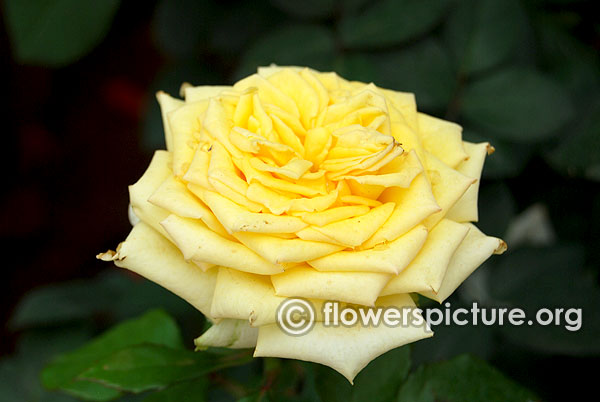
[{"xmin": 495, "ymin": 239, "xmax": 508, "ymax": 255}]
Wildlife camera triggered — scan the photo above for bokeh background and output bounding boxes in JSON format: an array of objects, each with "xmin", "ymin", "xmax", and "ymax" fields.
[{"xmin": 1, "ymin": 0, "xmax": 599, "ymax": 401}]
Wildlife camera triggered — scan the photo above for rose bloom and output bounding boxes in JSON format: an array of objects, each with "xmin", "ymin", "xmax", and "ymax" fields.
[{"xmin": 99, "ymin": 66, "xmax": 506, "ymax": 382}]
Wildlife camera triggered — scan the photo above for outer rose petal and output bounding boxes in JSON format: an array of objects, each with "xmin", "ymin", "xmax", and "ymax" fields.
[
  {"xmin": 381, "ymin": 219, "xmax": 470, "ymax": 295},
  {"xmin": 161, "ymin": 214, "xmax": 282, "ymax": 275},
  {"xmin": 308, "ymin": 225, "xmax": 428, "ymax": 274},
  {"xmin": 233, "ymin": 232, "xmax": 344, "ymax": 264},
  {"xmin": 98, "ymin": 222, "xmax": 217, "ymax": 319},
  {"xmin": 422, "ymin": 152, "xmax": 476, "ymax": 229},
  {"xmin": 311, "ymin": 202, "xmax": 395, "ymax": 247},
  {"xmin": 417, "ymin": 113, "xmax": 469, "ymax": 168},
  {"xmin": 183, "ymin": 85, "xmax": 230, "ymax": 103},
  {"xmin": 129, "ymin": 150, "xmax": 172, "ymax": 237},
  {"xmin": 209, "ymin": 267, "xmax": 287, "ymax": 326},
  {"xmin": 420, "ymin": 223, "xmax": 507, "ymax": 302},
  {"xmin": 168, "ymin": 101, "xmax": 209, "ymax": 176},
  {"xmin": 209, "ymin": 267, "xmax": 361, "ymax": 326},
  {"xmin": 156, "ymin": 92, "xmax": 183, "ymax": 151},
  {"xmin": 254, "ymin": 294, "xmax": 431, "ymax": 383},
  {"xmin": 194, "ymin": 319, "xmax": 258, "ymax": 350},
  {"xmin": 271, "ymin": 266, "xmax": 390, "ymax": 306},
  {"xmin": 199, "ymin": 189, "xmax": 309, "ymax": 234},
  {"xmin": 445, "ymin": 142, "xmax": 491, "ymax": 222},
  {"xmin": 294, "ymin": 205, "xmax": 370, "ymax": 226},
  {"xmin": 148, "ymin": 175, "xmax": 212, "ymax": 220},
  {"xmin": 363, "ymin": 173, "xmax": 440, "ymax": 248}
]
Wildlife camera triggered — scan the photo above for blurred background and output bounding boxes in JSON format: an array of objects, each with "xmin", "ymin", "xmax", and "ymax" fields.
[{"xmin": 1, "ymin": 0, "xmax": 599, "ymax": 401}]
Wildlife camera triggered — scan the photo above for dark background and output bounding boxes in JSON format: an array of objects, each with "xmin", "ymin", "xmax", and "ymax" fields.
[{"xmin": 1, "ymin": 0, "xmax": 599, "ymax": 401}]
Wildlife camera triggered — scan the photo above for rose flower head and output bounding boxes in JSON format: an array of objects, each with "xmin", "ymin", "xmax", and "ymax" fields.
[{"xmin": 99, "ymin": 66, "xmax": 506, "ymax": 382}]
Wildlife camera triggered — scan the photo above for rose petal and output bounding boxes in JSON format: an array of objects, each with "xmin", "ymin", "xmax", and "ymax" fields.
[
  {"xmin": 234, "ymin": 74, "xmax": 300, "ymax": 117},
  {"xmin": 182, "ymin": 146, "xmax": 212, "ymax": 189},
  {"xmin": 295, "ymin": 205, "xmax": 370, "ymax": 227},
  {"xmin": 311, "ymin": 202, "xmax": 395, "ymax": 247},
  {"xmin": 194, "ymin": 319, "xmax": 258, "ymax": 349},
  {"xmin": 445, "ymin": 142, "xmax": 490, "ymax": 222},
  {"xmin": 210, "ymin": 267, "xmax": 285, "ymax": 326},
  {"xmin": 156, "ymin": 91, "xmax": 184, "ymax": 151},
  {"xmin": 268, "ymin": 69, "xmax": 320, "ymax": 129},
  {"xmin": 161, "ymin": 214, "xmax": 282, "ymax": 275},
  {"xmin": 167, "ymin": 101, "xmax": 208, "ymax": 176},
  {"xmin": 148, "ymin": 179, "xmax": 232, "ymax": 239},
  {"xmin": 309, "ymin": 224, "xmax": 428, "ymax": 274},
  {"xmin": 246, "ymin": 182, "xmax": 294, "ymax": 215},
  {"xmin": 380, "ymin": 88, "xmax": 418, "ymax": 130},
  {"xmin": 296, "ymin": 227, "xmax": 346, "ymax": 246},
  {"xmin": 271, "ymin": 265, "xmax": 390, "ymax": 306},
  {"xmin": 129, "ymin": 150, "xmax": 172, "ymax": 237},
  {"xmin": 239, "ymin": 156, "xmax": 326, "ymax": 197},
  {"xmin": 207, "ymin": 142, "xmax": 249, "ymax": 196},
  {"xmin": 364, "ymin": 172, "xmax": 440, "ymax": 249},
  {"xmin": 420, "ymin": 224, "xmax": 507, "ymax": 302},
  {"xmin": 288, "ymin": 189, "xmax": 339, "ymax": 213},
  {"xmin": 101, "ymin": 222, "xmax": 217, "ymax": 318},
  {"xmin": 339, "ymin": 194, "xmax": 382, "ymax": 207},
  {"xmin": 418, "ymin": 113, "xmax": 469, "ymax": 168},
  {"xmin": 234, "ymin": 232, "xmax": 344, "ymax": 264},
  {"xmin": 422, "ymin": 152, "xmax": 477, "ymax": 229},
  {"xmin": 149, "ymin": 175, "xmax": 210, "ymax": 219},
  {"xmin": 249, "ymin": 157, "xmax": 312, "ymax": 180},
  {"xmin": 203, "ymin": 98, "xmax": 243, "ymax": 158},
  {"xmin": 183, "ymin": 85, "xmax": 230, "ymax": 103},
  {"xmin": 271, "ymin": 114, "xmax": 305, "ymax": 156},
  {"xmin": 304, "ymin": 127, "xmax": 332, "ymax": 167},
  {"xmin": 381, "ymin": 219, "xmax": 470, "ymax": 295},
  {"xmin": 198, "ymin": 189, "xmax": 308, "ymax": 234},
  {"xmin": 254, "ymin": 294, "xmax": 431, "ymax": 383},
  {"xmin": 300, "ymin": 68, "xmax": 329, "ymax": 115}
]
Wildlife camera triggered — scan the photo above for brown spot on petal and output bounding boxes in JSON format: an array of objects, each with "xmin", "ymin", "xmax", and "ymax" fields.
[
  {"xmin": 96, "ymin": 250, "xmax": 116, "ymax": 261},
  {"xmin": 494, "ymin": 240, "xmax": 508, "ymax": 255}
]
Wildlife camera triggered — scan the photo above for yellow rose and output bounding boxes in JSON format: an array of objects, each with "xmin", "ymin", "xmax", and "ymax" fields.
[{"xmin": 98, "ymin": 66, "xmax": 506, "ymax": 382}]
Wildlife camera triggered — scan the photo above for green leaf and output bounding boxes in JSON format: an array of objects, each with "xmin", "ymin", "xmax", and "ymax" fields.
[
  {"xmin": 397, "ymin": 355, "xmax": 537, "ymax": 402},
  {"xmin": 9, "ymin": 271, "xmax": 195, "ymax": 330},
  {"xmin": 444, "ymin": 0, "xmax": 528, "ymax": 74},
  {"xmin": 535, "ymin": 17, "xmax": 600, "ymax": 110},
  {"xmin": 546, "ymin": 100, "xmax": 600, "ymax": 178},
  {"xmin": 80, "ymin": 345, "xmax": 253, "ymax": 393},
  {"xmin": 375, "ymin": 39, "xmax": 455, "ymax": 111},
  {"xmin": 236, "ymin": 25, "xmax": 335, "ymax": 80},
  {"xmin": 338, "ymin": 0, "xmax": 450, "ymax": 48},
  {"xmin": 79, "ymin": 345, "xmax": 202, "ymax": 393},
  {"xmin": 3, "ymin": 0, "xmax": 120, "ymax": 66},
  {"xmin": 209, "ymin": 2, "xmax": 280, "ymax": 58},
  {"xmin": 152, "ymin": 0, "xmax": 218, "ymax": 58},
  {"xmin": 489, "ymin": 246, "xmax": 600, "ymax": 355},
  {"xmin": 56, "ymin": 381, "xmax": 121, "ymax": 402},
  {"xmin": 315, "ymin": 346, "xmax": 411, "ymax": 402},
  {"xmin": 0, "ymin": 326, "xmax": 92, "ymax": 402},
  {"xmin": 334, "ymin": 54, "xmax": 378, "ymax": 84},
  {"xmin": 142, "ymin": 379, "xmax": 208, "ymax": 402},
  {"xmin": 270, "ymin": 0, "xmax": 335, "ymax": 19},
  {"xmin": 411, "ymin": 323, "xmax": 496, "ymax": 368},
  {"xmin": 351, "ymin": 346, "xmax": 411, "ymax": 402},
  {"xmin": 42, "ymin": 310, "xmax": 183, "ymax": 400},
  {"xmin": 461, "ymin": 68, "xmax": 574, "ymax": 142}
]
